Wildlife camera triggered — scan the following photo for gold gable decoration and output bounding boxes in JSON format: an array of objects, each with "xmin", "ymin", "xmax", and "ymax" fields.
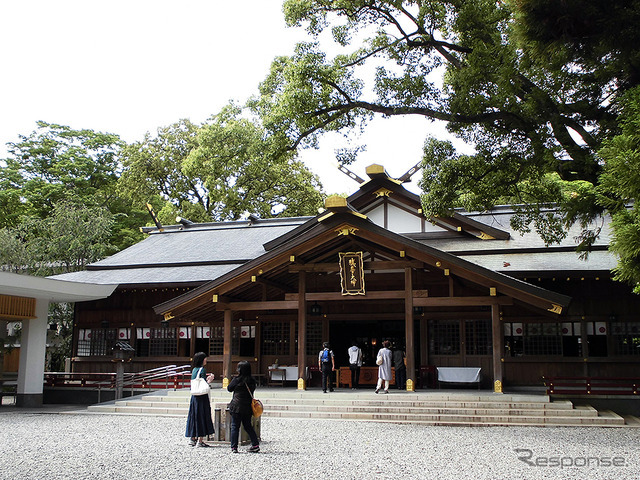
[
  {"xmin": 339, "ymin": 252, "xmax": 366, "ymax": 296},
  {"xmin": 373, "ymin": 187, "xmax": 393, "ymax": 198},
  {"xmin": 336, "ymin": 226, "xmax": 358, "ymax": 236}
]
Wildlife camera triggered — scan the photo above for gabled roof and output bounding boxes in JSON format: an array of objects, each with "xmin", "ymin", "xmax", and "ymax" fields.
[
  {"xmin": 347, "ymin": 164, "xmax": 511, "ymax": 240},
  {"xmin": 48, "ymin": 164, "xmax": 615, "ymax": 294},
  {"xmin": 154, "ymin": 202, "xmax": 571, "ymax": 318}
]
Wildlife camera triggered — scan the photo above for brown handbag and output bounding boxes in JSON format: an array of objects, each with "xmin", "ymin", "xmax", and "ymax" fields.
[{"xmin": 245, "ymin": 382, "xmax": 264, "ymax": 417}]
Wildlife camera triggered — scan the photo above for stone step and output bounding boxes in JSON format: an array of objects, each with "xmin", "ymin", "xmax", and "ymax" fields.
[
  {"xmin": 86, "ymin": 404, "xmax": 625, "ymax": 426},
  {"xmin": 623, "ymin": 415, "xmax": 640, "ymax": 427},
  {"xmin": 162, "ymin": 389, "xmax": 553, "ymax": 403},
  {"xmin": 100, "ymin": 392, "xmax": 574, "ymax": 413},
  {"xmin": 85, "ymin": 389, "xmax": 636, "ymax": 427},
  {"xmin": 261, "ymin": 403, "xmax": 596, "ymax": 417},
  {"xmin": 264, "ymin": 409, "xmax": 625, "ymax": 426},
  {"xmin": 122, "ymin": 395, "xmax": 574, "ymax": 411},
  {"xmin": 105, "ymin": 400, "xmax": 589, "ymax": 418}
]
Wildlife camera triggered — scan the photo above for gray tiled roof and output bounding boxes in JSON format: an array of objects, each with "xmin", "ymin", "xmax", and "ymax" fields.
[
  {"xmin": 50, "ymin": 264, "xmax": 240, "ymax": 285},
  {"xmin": 460, "ymin": 251, "xmax": 616, "ymax": 273},
  {"xmin": 93, "ymin": 218, "xmax": 310, "ymax": 268},
  {"xmin": 49, "ymin": 206, "xmax": 614, "ymax": 287},
  {"xmin": 50, "ymin": 217, "xmax": 310, "ymax": 285},
  {"xmin": 417, "ymin": 207, "xmax": 615, "ymax": 273}
]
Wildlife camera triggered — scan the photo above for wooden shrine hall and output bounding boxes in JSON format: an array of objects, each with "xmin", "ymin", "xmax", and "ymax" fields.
[{"xmin": 51, "ymin": 164, "xmax": 640, "ymax": 393}]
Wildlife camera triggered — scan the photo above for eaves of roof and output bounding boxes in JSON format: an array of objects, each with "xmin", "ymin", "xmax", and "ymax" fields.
[{"xmin": 154, "ymin": 210, "xmax": 571, "ymax": 316}]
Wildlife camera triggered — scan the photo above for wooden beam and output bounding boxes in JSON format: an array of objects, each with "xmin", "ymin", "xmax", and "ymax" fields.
[
  {"xmin": 285, "ymin": 290, "xmax": 429, "ymax": 301},
  {"xmin": 289, "ymin": 260, "xmax": 425, "ymax": 273},
  {"xmin": 216, "ymin": 300, "xmax": 299, "ymax": 311},
  {"xmin": 413, "ymin": 296, "xmax": 513, "ymax": 307},
  {"xmin": 164, "ymin": 290, "xmax": 218, "ymax": 319},
  {"xmin": 255, "ymin": 277, "xmax": 293, "ymax": 294}
]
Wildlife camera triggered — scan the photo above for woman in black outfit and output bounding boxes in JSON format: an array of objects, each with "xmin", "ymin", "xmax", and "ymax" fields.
[
  {"xmin": 227, "ymin": 361, "xmax": 260, "ymax": 453},
  {"xmin": 185, "ymin": 352, "xmax": 215, "ymax": 447}
]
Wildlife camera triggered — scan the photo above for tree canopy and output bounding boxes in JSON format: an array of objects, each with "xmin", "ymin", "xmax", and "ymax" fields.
[
  {"xmin": 0, "ymin": 202, "xmax": 114, "ymax": 276},
  {"xmin": 118, "ymin": 105, "xmax": 325, "ymax": 224},
  {"xmin": 248, "ymin": 0, "xmax": 640, "ymax": 290},
  {"xmin": 0, "ymin": 121, "xmax": 146, "ymax": 252}
]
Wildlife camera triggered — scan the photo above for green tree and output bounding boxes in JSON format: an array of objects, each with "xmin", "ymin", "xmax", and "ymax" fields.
[
  {"xmin": 598, "ymin": 86, "xmax": 640, "ymax": 293},
  {"xmin": 0, "ymin": 202, "xmax": 115, "ymax": 276},
  {"xmin": 0, "ymin": 202, "xmax": 115, "ymax": 371},
  {"xmin": 118, "ymin": 105, "xmax": 325, "ymax": 224},
  {"xmin": 0, "ymin": 121, "xmax": 145, "ymax": 252},
  {"xmin": 510, "ymin": 0, "xmax": 640, "ymax": 91},
  {"xmin": 251, "ymin": 0, "xmax": 636, "ymax": 247},
  {"xmin": 2, "ymin": 121, "xmax": 121, "ymax": 218}
]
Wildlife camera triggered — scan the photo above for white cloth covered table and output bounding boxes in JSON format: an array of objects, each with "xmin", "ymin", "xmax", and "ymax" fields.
[
  {"xmin": 437, "ymin": 367, "xmax": 481, "ymax": 383},
  {"xmin": 268, "ymin": 366, "xmax": 302, "ymax": 382}
]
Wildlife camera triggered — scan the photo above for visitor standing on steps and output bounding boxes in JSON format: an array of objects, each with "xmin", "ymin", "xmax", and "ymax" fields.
[{"xmin": 318, "ymin": 342, "xmax": 335, "ymax": 393}]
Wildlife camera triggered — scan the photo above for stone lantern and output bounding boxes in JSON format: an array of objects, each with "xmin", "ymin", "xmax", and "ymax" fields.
[{"xmin": 112, "ymin": 341, "xmax": 134, "ymax": 399}]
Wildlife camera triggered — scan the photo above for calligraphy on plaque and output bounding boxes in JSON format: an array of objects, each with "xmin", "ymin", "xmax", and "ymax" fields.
[{"xmin": 339, "ymin": 252, "xmax": 365, "ymax": 295}]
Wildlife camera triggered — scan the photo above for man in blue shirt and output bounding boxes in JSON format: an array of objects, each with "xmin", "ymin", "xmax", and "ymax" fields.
[{"xmin": 318, "ymin": 342, "xmax": 335, "ymax": 393}]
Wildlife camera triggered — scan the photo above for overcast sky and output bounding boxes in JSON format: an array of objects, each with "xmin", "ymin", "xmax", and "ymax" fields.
[{"xmin": 1, "ymin": 0, "xmax": 457, "ymax": 195}]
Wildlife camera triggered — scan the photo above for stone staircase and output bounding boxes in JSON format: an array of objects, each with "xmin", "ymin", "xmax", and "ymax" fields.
[{"xmin": 85, "ymin": 388, "xmax": 640, "ymax": 427}]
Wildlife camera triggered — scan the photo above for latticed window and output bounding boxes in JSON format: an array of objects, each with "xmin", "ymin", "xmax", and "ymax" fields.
[
  {"xmin": 305, "ymin": 320, "xmax": 323, "ymax": 354},
  {"xmin": 611, "ymin": 322, "xmax": 640, "ymax": 356},
  {"xmin": 206, "ymin": 324, "xmax": 243, "ymax": 355},
  {"xmin": 77, "ymin": 328, "xmax": 117, "ymax": 356},
  {"xmin": 262, "ymin": 321, "xmax": 290, "ymax": 356},
  {"xmin": 522, "ymin": 323, "xmax": 562, "ymax": 356},
  {"xmin": 209, "ymin": 325, "xmax": 224, "ymax": 355},
  {"xmin": 293, "ymin": 320, "xmax": 323, "ymax": 354},
  {"xmin": 135, "ymin": 327, "xmax": 178, "ymax": 357},
  {"xmin": 465, "ymin": 319, "xmax": 492, "ymax": 356},
  {"xmin": 149, "ymin": 327, "xmax": 178, "ymax": 356},
  {"xmin": 428, "ymin": 320, "xmax": 460, "ymax": 355},
  {"xmin": 505, "ymin": 322, "xmax": 563, "ymax": 356},
  {"xmin": 231, "ymin": 326, "xmax": 240, "ymax": 356}
]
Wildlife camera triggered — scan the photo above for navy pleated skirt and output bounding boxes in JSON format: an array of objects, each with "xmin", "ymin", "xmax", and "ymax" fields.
[{"xmin": 185, "ymin": 394, "xmax": 214, "ymax": 438}]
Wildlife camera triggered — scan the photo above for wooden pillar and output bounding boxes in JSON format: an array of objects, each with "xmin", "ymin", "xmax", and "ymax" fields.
[
  {"xmin": 222, "ymin": 309, "xmax": 232, "ymax": 388},
  {"xmin": 581, "ymin": 319, "xmax": 589, "ymax": 376},
  {"xmin": 404, "ymin": 268, "xmax": 416, "ymax": 391},
  {"xmin": 491, "ymin": 303, "xmax": 503, "ymax": 393},
  {"xmin": 189, "ymin": 322, "xmax": 196, "ymax": 360},
  {"xmin": 297, "ymin": 271, "xmax": 307, "ymax": 390}
]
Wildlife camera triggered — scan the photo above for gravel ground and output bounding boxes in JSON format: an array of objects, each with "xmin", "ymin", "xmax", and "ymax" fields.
[{"xmin": 0, "ymin": 412, "xmax": 639, "ymax": 480}]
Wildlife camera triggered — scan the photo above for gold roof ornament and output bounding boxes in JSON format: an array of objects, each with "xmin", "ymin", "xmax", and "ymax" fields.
[
  {"xmin": 325, "ymin": 195, "xmax": 347, "ymax": 209},
  {"xmin": 365, "ymin": 164, "xmax": 386, "ymax": 176},
  {"xmin": 548, "ymin": 304, "xmax": 563, "ymax": 314},
  {"xmin": 479, "ymin": 232, "xmax": 495, "ymax": 240}
]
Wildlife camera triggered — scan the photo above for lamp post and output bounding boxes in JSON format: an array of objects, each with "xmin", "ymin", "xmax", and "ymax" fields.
[{"xmin": 112, "ymin": 341, "xmax": 134, "ymax": 399}]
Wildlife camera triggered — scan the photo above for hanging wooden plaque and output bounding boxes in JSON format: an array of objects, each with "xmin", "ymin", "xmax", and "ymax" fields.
[{"xmin": 339, "ymin": 252, "xmax": 365, "ymax": 295}]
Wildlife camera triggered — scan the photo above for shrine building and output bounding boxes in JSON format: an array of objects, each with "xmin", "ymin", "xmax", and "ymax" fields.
[{"xmin": 50, "ymin": 164, "xmax": 640, "ymax": 392}]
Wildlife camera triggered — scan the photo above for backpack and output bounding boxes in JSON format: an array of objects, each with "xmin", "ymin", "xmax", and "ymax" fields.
[{"xmin": 321, "ymin": 349, "xmax": 330, "ymax": 362}]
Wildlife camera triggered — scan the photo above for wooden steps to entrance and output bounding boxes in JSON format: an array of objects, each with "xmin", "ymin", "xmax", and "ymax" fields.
[{"xmin": 85, "ymin": 388, "xmax": 640, "ymax": 427}]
